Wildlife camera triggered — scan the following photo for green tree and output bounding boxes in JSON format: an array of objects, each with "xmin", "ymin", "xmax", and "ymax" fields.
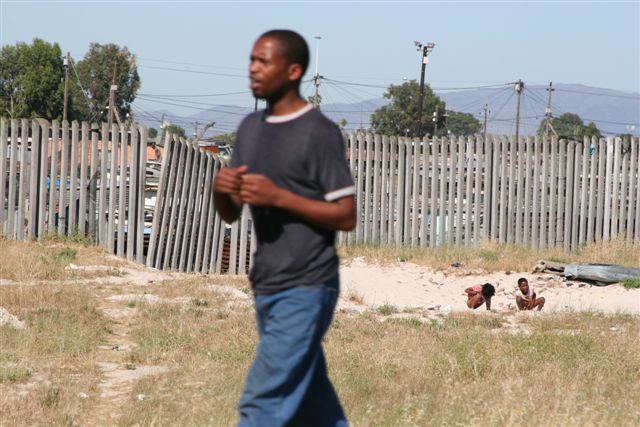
[
  {"xmin": 214, "ymin": 132, "xmax": 237, "ymax": 146},
  {"xmin": 0, "ymin": 38, "xmax": 65, "ymax": 119},
  {"xmin": 164, "ymin": 124, "xmax": 185, "ymax": 138},
  {"xmin": 370, "ymin": 80, "xmax": 445, "ymax": 138},
  {"xmin": 148, "ymin": 127, "xmax": 158, "ymax": 138},
  {"xmin": 536, "ymin": 112, "xmax": 601, "ymax": 140},
  {"xmin": 73, "ymin": 43, "xmax": 140, "ymax": 122},
  {"xmin": 445, "ymin": 111, "xmax": 481, "ymax": 136}
]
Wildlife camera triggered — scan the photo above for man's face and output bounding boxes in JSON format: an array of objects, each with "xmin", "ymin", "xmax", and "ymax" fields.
[
  {"xmin": 519, "ymin": 282, "xmax": 529, "ymax": 293},
  {"xmin": 249, "ymin": 36, "xmax": 292, "ymax": 100}
]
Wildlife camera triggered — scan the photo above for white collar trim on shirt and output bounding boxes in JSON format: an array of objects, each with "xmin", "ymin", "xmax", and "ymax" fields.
[{"xmin": 265, "ymin": 104, "xmax": 314, "ymax": 123}]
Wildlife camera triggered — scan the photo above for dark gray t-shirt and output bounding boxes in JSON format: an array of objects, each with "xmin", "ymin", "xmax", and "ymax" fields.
[{"xmin": 230, "ymin": 106, "xmax": 354, "ymax": 294}]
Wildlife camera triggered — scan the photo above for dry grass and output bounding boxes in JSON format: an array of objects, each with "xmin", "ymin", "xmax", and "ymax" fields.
[
  {"xmin": 339, "ymin": 239, "xmax": 640, "ymax": 272},
  {"xmin": 1, "ymin": 239, "xmax": 640, "ymax": 425}
]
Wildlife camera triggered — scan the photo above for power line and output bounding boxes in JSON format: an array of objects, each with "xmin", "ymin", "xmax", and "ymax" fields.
[
  {"xmin": 138, "ymin": 90, "xmax": 251, "ymax": 98},
  {"xmin": 138, "ymin": 65, "xmax": 246, "ymax": 78}
]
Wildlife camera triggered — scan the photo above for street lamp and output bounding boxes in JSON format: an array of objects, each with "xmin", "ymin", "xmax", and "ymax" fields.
[{"xmin": 414, "ymin": 41, "xmax": 435, "ymax": 138}]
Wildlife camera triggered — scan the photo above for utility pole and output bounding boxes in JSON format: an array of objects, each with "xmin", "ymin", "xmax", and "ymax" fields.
[
  {"xmin": 514, "ymin": 79, "xmax": 524, "ymax": 144},
  {"xmin": 414, "ymin": 41, "xmax": 435, "ymax": 138},
  {"xmin": 193, "ymin": 121, "xmax": 199, "ymax": 139},
  {"xmin": 62, "ymin": 52, "xmax": 70, "ymax": 122},
  {"xmin": 107, "ymin": 60, "xmax": 118, "ymax": 130},
  {"xmin": 432, "ymin": 105, "xmax": 439, "ymax": 137},
  {"xmin": 482, "ymin": 104, "xmax": 491, "ymax": 141},
  {"xmin": 544, "ymin": 81, "xmax": 558, "ymax": 138},
  {"xmin": 313, "ymin": 36, "xmax": 322, "ymax": 109}
]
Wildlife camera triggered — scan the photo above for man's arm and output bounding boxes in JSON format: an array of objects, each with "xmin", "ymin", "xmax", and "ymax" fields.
[
  {"xmin": 485, "ymin": 297, "xmax": 492, "ymax": 311},
  {"xmin": 213, "ymin": 166, "xmax": 247, "ymax": 224},
  {"xmin": 238, "ymin": 173, "xmax": 356, "ymax": 231}
]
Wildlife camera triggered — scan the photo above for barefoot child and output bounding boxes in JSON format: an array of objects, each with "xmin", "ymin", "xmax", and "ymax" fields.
[
  {"xmin": 465, "ymin": 283, "xmax": 495, "ymax": 310},
  {"xmin": 515, "ymin": 277, "xmax": 545, "ymax": 311}
]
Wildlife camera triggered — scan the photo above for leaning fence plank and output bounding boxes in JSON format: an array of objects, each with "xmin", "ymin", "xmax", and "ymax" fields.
[
  {"xmin": 595, "ymin": 139, "xmax": 606, "ymax": 242},
  {"xmin": 117, "ymin": 126, "xmax": 128, "ymax": 257},
  {"xmin": 603, "ymin": 138, "xmax": 614, "ymax": 241},
  {"xmin": 195, "ymin": 155, "xmax": 214, "ymax": 273},
  {"xmin": 127, "ymin": 126, "xmax": 139, "ymax": 261},
  {"xmin": 172, "ymin": 143, "xmax": 194, "ymax": 269},
  {"xmin": 380, "ymin": 135, "xmax": 389, "ymax": 244},
  {"xmin": 564, "ymin": 141, "xmax": 575, "ymax": 250},
  {"xmin": 28, "ymin": 121, "xmax": 40, "ymax": 240},
  {"xmin": 107, "ymin": 125, "xmax": 119, "ymax": 253},
  {"xmin": 69, "ymin": 121, "xmax": 79, "ymax": 232},
  {"xmin": 177, "ymin": 144, "xmax": 199, "ymax": 271},
  {"xmin": 136, "ymin": 127, "xmax": 147, "ymax": 263},
  {"xmin": 37, "ymin": 120, "xmax": 49, "ymax": 238},
  {"xmin": 147, "ymin": 133, "xmax": 172, "ymax": 267},
  {"xmin": 17, "ymin": 119, "xmax": 29, "ymax": 240},
  {"xmin": 204, "ymin": 157, "xmax": 221, "ymax": 274},
  {"xmin": 98, "ymin": 123, "xmax": 109, "ymax": 244},
  {"xmin": 187, "ymin": 150, "xmax": 207, "ymax": 272},
  {"xmin": 79, "ymin": 122, "xmax": 89, "ymax": 235},
  {"xmin": 372, "ymin": 134, "xmax": 381, "ymax": 243},
  {"xmin": 610, "ymin": 138, "xmax": 621, "ymax": 240},
  {"xmin": 587, "ymin": 137, "xmax": 598, "ymax": 244},
  {"xmin": 163, "ymin": 139, "xmax": 187, "ymax": 269},
  {"xmin": 89, "ymin": 125, "xmax": 99, "ymax": 240},
  {"xmin": 0, "ymin": 118, "xmax": 7, "ymax": 234},
  {"xmin": 7, "ymin": 119, "xmax": 19, "ymax": 238},
  {"xmin": 627, "ymin": 138, "xmax": 638, "ymax": 241}
]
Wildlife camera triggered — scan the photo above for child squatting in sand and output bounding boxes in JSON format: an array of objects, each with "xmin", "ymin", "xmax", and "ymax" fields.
[
  {"xmin": 465, "ymin": 283, "xmax": 496, "ymax": 310},
  {"xmin": 515, "ymin": 277, "xmax": 545, "ymax": 311}
]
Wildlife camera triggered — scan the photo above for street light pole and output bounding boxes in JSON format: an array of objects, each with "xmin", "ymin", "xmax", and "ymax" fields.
[{"xmin": 414, "ymin": 41, "xmax": 435, "ymax": 138}]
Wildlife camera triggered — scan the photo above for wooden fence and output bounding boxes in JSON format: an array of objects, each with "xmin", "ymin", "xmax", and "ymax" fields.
[
  {"xmin": 3, "ymin": 118, "xmax": 638, "ymax": 276},
  {"xmin": 340, "ymin": 133, "xmax": 640, "ymax": 249},
  {"xmin": 0, "ymin": 118, "xmax": 148, "ymax": 262}
]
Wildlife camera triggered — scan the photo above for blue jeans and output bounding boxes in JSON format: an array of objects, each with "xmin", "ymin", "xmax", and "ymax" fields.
[{"xmin": 238, "ymin": 276, "xmax": 348, "ymax": 427}]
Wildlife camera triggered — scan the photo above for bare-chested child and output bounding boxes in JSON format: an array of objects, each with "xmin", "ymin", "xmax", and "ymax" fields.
[
  {"xmin": 515, "ymin": 277, "xmax": 545, "ymax": 311},
  {"xmin": 465, "ymin": 283, "xmax": 495, "ymax": 310}
]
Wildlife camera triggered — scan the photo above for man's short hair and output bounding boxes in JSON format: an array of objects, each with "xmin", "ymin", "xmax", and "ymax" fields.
[
  {"xmin": 260, "ymin": 29, "xmax": 310, "ymax": 76},
  {"xmin": 517, "ymin": 277, "xmax": 528, "ymax": 286}
]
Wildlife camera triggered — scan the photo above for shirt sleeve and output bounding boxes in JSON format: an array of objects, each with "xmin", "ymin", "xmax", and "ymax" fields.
[{"xmin": 315, "ymin": 124, "xmax": 355, "ymax": 202}]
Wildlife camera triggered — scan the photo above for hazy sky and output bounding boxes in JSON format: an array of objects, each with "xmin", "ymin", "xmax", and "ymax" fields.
[{"xmin": 2, "ymin": 0, "xmax": 639, "ymax": 128}]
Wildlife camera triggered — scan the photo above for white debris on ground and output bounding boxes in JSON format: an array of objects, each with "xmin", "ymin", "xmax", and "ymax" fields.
[{"xmin": 0, "ymin": 306, "xmax": 26, "ymax": 329}]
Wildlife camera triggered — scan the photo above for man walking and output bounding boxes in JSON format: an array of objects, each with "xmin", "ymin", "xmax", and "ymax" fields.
[{"xmin": 213, "ymin": 29, "xmax": 355, "ymax": 427}]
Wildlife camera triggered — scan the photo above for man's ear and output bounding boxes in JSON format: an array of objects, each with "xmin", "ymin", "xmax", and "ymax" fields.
[{"xmin": 287, "ymin": 63, "xmax": 303, "ymax": 82}]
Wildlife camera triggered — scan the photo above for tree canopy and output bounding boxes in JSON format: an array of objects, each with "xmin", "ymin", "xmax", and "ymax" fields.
[
  {"xmin": 0, "ymin": 38, "xmax": 65, "ymax": 119},
  {"xmin": 73, "ymin": 43, "xmax": 140, "ymax": 123},
  {"xmin": 370, "ymin": 80, "xmax": 445, "ymax": 138},
  {"xmin": 537, "ymin": 112, "xmax": 601, "ymax": 140},
  {"xmin": 164, "ymin": 124, "xmax": 186, "ymax": 138},
  {"xmin": 445, "ymin": 111, "xmax": 482, "ymax": 136}
]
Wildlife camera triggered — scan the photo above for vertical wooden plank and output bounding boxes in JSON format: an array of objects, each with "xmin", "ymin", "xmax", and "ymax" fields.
[
  {"xmin": 108, "ymin": 124, "xmax": 119, "ymax": 254},
  {"xmin": 438, "ymin": 137, "xmax": 447, "ymax": 245},
  {"xmin": 7, "ymin": 119, "xmax": 19, "ymax": 238},
  {"xmin": 563, "ymin": 140, "xmax": 575, "ymax": 250},
  {"xmin": 163, "ymin": 139, "xmax": 187, "ymax": 269},
  {"xmin": 410, "ymin": 139, "xmax": 420, "ymax": 245},
  {"xmin": 455, "ymin": 136, "xmax": 464, "ymax": 244},
  {"xmin": 402, "ymin": 139, "xmax": 411, "ymax": 244},
  {"xmin": 78, "ymin": 122, "xmax": 89, "ymax": 235},
  {"xmin": 587, "ymin": 137, "xmax": 598, "ymax": 244},
  {"xmin": 98, "ymin": 123, "xmax": 109, "ymax": 244},
  {"xmin": 395, "ymin": 137, "xmax": 405, "ymax": 245},
  {"xmin": 429, "ymin": 137, "xmax": 439, "ymax": 247},
  {"xmin": 388, "ymin": 136, "xmax": 397, "ymax": 243},
  {"xmin": 171, "ymin": 143, "xmax": 194, "ymax": 269},
  {"xmin": 346, "ymin": 133, "xmax": 356, "ymax": 245},
  {"xmin": 626, "ymin": 137, "xmax": 638, "ymax": 241},
  {"xmin": 578, "ymin": 139, "xmax": 589, "ymax": 246},
  {"xmin": 514, "ymin": 137, "xmax": 526, "ymax": 244},
  {"xmin": 498, "ymin": 136, "xmax": 509, "ymax": 243},
  {"xmin": 0, "ymin": 118, "xmax": 7, "ymax": 234},
  {"xmin": 380, "ymin": 135, "xmax": 389, "ymax": 244},
  {"xmin": 555, "ymin": 140, "xmax": 567, "ymax": 248},
  {"xmin": 473, "ymin": 136, "xmax": 483, "ymax": 244},
  {"xmin": 28, "ymin": 120, "xmax": 40, "ymax": 240},
  {"xmin": 355, "ymin": 132, "xmax": 364, "ymax": 243},
  {"xmin": 610, "ymin": 138, "xmax": 622, "ymax": 240},
  {"xmin": 363, "ymin": 133, "xmax": 373, "ymax": 243},
  {"xmin": 117, "ymin": 126, "xmax": 128, "ymax": 257},
  {"xmin": 136, "ymin": 126, "xmax": 147, "ymax": 263},
  {"xmin": 447, "ymin": 137, "xmax": 457, "ymax": 245},
  {"xmin": 547, "ymin": 138, "xmax": 558, "ymax": 247},
  {"xmin": 523, "ymin": 137, "xmax": 533, "ymax": 245},
  {"xmin": 68, "ymin": 121, "xmax": 79, "ymax": 232},
  {"xmin": 595, "ymin": 138, "xmax": 606, "ymax": 242},
  {"xmin": 195, "ymin": 155, "xmax": 213, "ymax": 273},
  {"xmin": 204, "ymin": 157, "xmax": 221, "ymax": 273},
  {"xmin": 17, "ymin": 119, "xmax": 29, "ymax": 240},
  {"xmin": 619, "ymin": 138, "xmax": 629, "ymax": 240},
  {"xmin": 146, "ymin": 132, "xmax": 170, "ymax": 266},
  {"xmin": 127, "ymin": 126, "xmax": 139, "ymax": 261},
  {"xmin": 489, "ymin": 136, "xmax": 500, "ymax": 240},
  {"xmin": 634, "ymin": 137, "xmax": 640, "ymax": 241},
  {"xmin": 531, "ymin": 136, "xmax": 551, "ymax": 249},
  {"xmin": 238, "ymin": 205, "xmax": 250, "ymax": 274},
  {"xmin": 37, "ymin": 120, "xmax": 49, "ymax": 238},
  {"xmin": 506, "ymin": 135, "xmax": 516, "ymax": 244},
  {"xmin": 481, "ymin": 136, "xmax": 491, "ymax": 240},
  {"xmin": 420, "ymin": 137, "xmax": 430, "ymax": 246},
  {"xmin": 228, "ymin": 218, "xmax": 240, "ymax": 275},
  {"xmin": 602, "ymin": 138, "xmax": 614, "ymax": 241},
  {"xmin": 372, "ymin": 134, "xmax": 381, "ymax": 243},
  {"xmin": 464, "ymin": 137, "xmax": 473, "ymax": 245},
  {"xmin": 186, "ymin": 150, "xmax": 207, "ymax": 272},
  {"xmin": 89, "ymin": 125, "xmax": 99, "ymax": 240}
]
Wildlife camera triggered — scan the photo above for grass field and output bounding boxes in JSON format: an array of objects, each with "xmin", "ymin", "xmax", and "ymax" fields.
[{"xmin": 1, "ymin": 239, "xmax": 639, "ymax": 426}]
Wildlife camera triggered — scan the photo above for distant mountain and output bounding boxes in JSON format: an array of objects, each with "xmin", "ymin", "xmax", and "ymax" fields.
[{"xmin": 134, "ymin": 83, "xmax": 639, "ymax": 138}]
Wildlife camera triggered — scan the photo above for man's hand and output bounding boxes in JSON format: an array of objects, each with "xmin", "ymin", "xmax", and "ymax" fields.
[
  {"xmin": 239, "ymin": 173, "xmax": 283, "ymax": 207},
  {"xmin": 214, "ymin": 165, "xmax": 248, "ymax": 196}
]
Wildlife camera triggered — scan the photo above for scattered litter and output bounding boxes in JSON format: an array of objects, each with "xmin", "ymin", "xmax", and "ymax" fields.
[{"xmin": 0, "ymin": 306, "xmax": 26, "ymax": 329}]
